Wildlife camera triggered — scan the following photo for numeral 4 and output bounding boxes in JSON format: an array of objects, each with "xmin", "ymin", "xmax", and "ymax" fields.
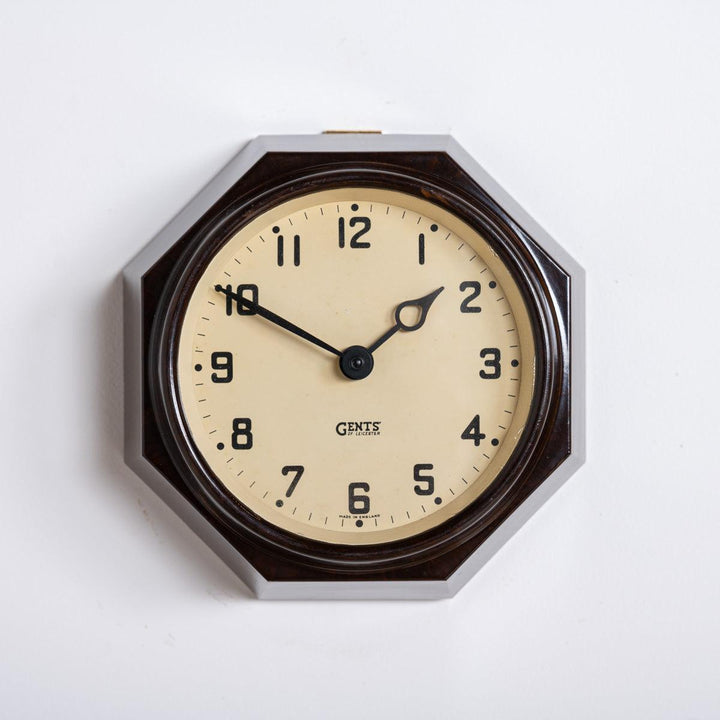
[{"xmin": 461, "ymin": 415, "xmax": 485, "ymax": 446}]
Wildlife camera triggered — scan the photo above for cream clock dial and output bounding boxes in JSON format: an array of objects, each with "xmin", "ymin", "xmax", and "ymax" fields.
[{"xmin": 176, "ymin": 188, "xmax": 535, "ymax": 545}]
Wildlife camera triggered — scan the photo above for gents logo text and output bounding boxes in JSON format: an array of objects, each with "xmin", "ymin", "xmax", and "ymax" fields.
[{"xmin": 335, "ymin": 421, "xmax": 381, "ymax": 437}]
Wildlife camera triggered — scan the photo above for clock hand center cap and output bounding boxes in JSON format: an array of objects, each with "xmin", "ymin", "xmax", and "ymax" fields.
[{"xmin": 339, "ymin": 345, "xmax": 374, "ymax": 380}]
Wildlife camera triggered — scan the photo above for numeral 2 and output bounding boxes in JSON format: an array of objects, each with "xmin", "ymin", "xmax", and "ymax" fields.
[{"xmin": 459, "ymin": 281, "xmax": 482, "ymax": 313}]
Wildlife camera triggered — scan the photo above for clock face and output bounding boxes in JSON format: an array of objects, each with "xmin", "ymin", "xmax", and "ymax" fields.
[{"xmin": 175, "ymin": 187, "xmax": 536, "ymax": 545}]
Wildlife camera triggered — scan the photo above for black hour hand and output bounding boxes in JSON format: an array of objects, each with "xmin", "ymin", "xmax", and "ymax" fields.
[{"xmin": 368, "ymin": 286, "xmax": 444, "ymax": 354}]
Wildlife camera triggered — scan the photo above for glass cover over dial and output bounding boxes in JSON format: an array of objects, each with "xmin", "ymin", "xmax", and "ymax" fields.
[{"xmin": 176, "ymin": 188, "xmax": 536, "ymax": 545}]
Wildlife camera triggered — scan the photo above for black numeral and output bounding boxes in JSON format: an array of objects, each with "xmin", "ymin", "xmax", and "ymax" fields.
[
  {"xmin": 277, "ymin": 234, "xmax": 301, "ymax": 267},
  {"xmin": 339, "ymin": 216, "xmax": 371, "ymax": 248},
  {"xmin": 210, "ymin": 351, "xmax": 233, "ymax": 383},
  {"xmin": 413, "ymin": 464, "xmax": 434, "ymax": 496},
  {"xmin": 459, "ymin": 281, "xmax": 482, "ymax": 313},
  {"xmin": 224, "ymin": 284, "xmax": 258, "ymax": 316},
  {"xmin": 479, "ymin": 348, "xmax": 501, "ymax": 379},
  {"xmin": 282, "ymin": 465, "xmax": 304, "ymax": 497},
  {"xmin": 231, "ymin": 418, "xmax": 253, "ymax": 449},
  {"xmin": 418, "ymin": 233, "xmax": 425, "ymax": 265},
  {"xmin": 348, "ymin": 482, "xmax": 370, "ymax": 514},
  {"xmin": 461, "ymin": 415, "xmax": 485, "ymax": 446}
]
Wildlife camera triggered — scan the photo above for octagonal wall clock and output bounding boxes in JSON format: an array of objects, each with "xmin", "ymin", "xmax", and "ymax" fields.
[{"xmin": 123, "ymin": 133, "xmax": 585, "ymax": 599}]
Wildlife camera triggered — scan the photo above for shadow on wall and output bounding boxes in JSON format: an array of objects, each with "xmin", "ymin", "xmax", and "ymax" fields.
[{"xmin": 96, "ymin": 273, "xmax": 252, "ymax": 599}]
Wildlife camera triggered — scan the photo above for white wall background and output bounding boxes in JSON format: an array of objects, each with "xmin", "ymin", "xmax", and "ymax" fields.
[{"xmin": 1, "ymin": 1, "xmax": 718, "ymax": 717}]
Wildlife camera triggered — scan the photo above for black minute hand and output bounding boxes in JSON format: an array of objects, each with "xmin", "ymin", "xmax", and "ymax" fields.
[
  {"xmin": 215, "ymin": 285, "xmax": 342, "ymax": 357},
  {"xmin": 367, "ymin": 286, "xmax": 444, "ymax": 354}
]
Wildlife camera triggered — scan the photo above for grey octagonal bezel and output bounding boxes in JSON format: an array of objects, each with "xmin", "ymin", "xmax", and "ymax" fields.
[{"xmin": 123, "ymin": 133, "xmax": 585, "ymax": 600}]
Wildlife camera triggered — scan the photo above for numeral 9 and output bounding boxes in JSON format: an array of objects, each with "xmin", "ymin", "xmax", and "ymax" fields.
[
  {"xmin": 459, "ymin": 281, "xmax": 482, "ymax": 313},
  {"xmin": 210, "ymin": 351, "xmax": 233, "ymax": 383}
]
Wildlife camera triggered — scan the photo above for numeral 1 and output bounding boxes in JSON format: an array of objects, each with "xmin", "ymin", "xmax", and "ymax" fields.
[{"xmin": 459, "ymin": 281, "xmax": 482, "ymax": 313}]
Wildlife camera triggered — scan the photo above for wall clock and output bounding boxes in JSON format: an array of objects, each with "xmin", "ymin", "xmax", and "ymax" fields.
[{"xmin": 123, "ymin": 133, "xmax": 585, "ymax": 599}]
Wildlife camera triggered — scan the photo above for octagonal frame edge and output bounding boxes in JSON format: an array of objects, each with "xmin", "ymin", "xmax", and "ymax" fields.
[{"xmin": 123, "ymin": 133, "xmax": 585, "ymax": 599}]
